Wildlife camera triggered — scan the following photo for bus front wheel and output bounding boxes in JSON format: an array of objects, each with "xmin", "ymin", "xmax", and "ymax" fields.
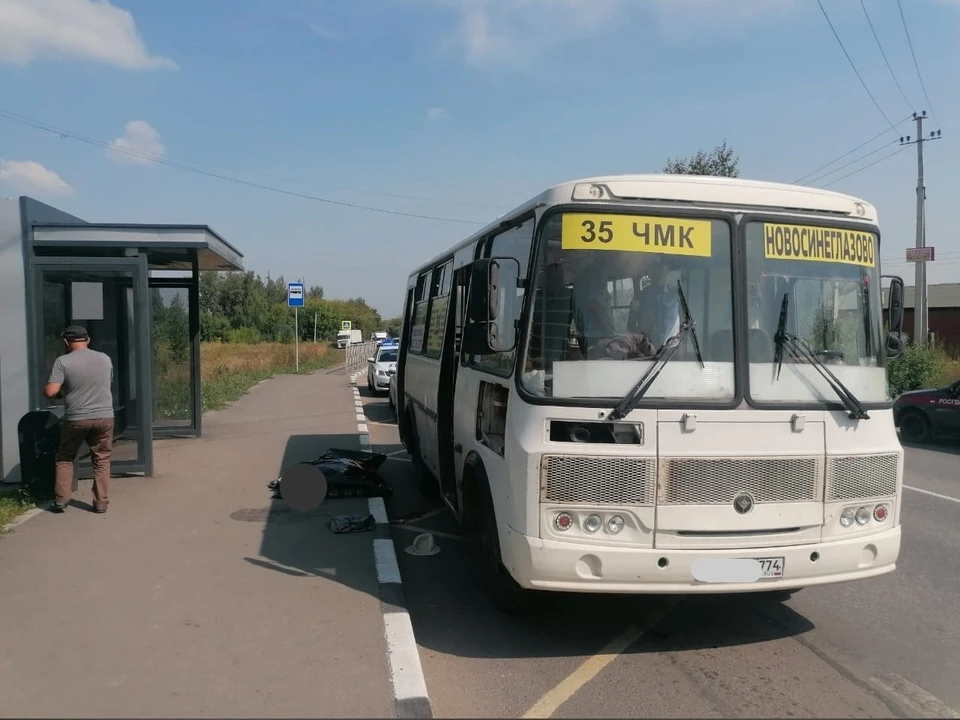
[{"xmin": 468, "ymin": 470, "xmax": 534, "ymax": 614}]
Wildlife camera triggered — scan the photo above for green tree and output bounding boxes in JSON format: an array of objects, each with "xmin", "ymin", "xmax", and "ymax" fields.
[
  {"xmin": 384, "ymin": 316, "xmax": 403, "ymax": 337},
  {"xmin": 166, "ymin": 293, "xmax": 190, "ymax": 364},
  {"xmin": 663, "ymin": 139, "xmax": 739, "ymax": 177}
]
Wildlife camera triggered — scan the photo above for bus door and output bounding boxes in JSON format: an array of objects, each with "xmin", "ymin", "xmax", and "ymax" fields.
[
  {"xmin": 413, "ymin": 260, "xmax": 453, "ymax": 483},
  {"xmin": 436, "ymin": 265, "xmax": 469, "ymax": 510}
]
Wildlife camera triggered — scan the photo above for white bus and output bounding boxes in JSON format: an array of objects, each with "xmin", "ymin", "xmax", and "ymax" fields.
[{"xmin": 393, "ymin": 174, "xmax": 907, "ymax": 612}]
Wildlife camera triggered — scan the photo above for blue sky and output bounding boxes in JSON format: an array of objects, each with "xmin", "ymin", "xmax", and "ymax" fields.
[{"xmin": 1, "ymin": 0, "xmax": 957, "ymax": 318}]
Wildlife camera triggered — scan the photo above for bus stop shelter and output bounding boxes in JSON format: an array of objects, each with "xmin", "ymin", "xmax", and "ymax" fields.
[{"xmin": 0, "ymin": 196, "xmax": 244, "ymax": 483}]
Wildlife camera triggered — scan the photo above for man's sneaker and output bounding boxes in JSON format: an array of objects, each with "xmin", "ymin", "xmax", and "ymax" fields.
[
  {"xmin": 93, "ymin": 505, "xmax": 107, "ymax": 514},
  {"xmin": 50, "ymin": 503, "xmax": 66, "ymax": 513}
]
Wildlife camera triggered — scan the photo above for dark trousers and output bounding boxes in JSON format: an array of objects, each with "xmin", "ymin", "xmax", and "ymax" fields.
[{"xmin": 55, "ymin": 418, "xmax": 114, "ymax": 509}]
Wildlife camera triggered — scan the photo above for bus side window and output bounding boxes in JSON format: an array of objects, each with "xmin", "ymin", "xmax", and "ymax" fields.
[
  {"xmin": 409, "ymin": 271, "xmax": 431, "ymax": 355},
  {"xmin": 466, "ymin": 216, "xmax": 535, "ymax": 376},
  {"xmin": 424, "ymin": 260, "xmax": 453, "ymax": 360}
]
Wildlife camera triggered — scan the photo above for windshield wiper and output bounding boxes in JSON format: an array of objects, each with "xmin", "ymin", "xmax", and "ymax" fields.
[
  {"xmin": 608, "ymin": 280, "xmax": 704, "ymax": 421},
  {"xmin": 772, "ymin": 293, "xmax": 869, "ymax": 420}
]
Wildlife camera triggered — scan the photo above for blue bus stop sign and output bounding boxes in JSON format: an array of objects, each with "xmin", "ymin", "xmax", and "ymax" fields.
[{"xmin": 288, "ymin": 282, "xmax": 305, "ymax": 308}]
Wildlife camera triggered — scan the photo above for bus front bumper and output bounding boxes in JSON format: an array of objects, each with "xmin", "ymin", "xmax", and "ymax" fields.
[{"xmin": 502, "ymin": 525, "xmax": 901, "ymax": 594}]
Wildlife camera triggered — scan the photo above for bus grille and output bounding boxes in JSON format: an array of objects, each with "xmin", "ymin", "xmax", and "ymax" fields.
[
  {"xmin": 825, "ymin": 454, "xmax": 899, "ymax": 501},
  {"xmin": 540, "ymin": 455, "xmax": 656, "ymax": 506},
  {"xmin": 657, "ymin": 457, "xmax": 823, "ymax": 505}
]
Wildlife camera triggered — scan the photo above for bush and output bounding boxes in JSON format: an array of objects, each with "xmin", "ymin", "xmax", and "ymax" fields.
[{"xmin": 886, "ymin": 343, "xmax": 951, "ymax": 397}]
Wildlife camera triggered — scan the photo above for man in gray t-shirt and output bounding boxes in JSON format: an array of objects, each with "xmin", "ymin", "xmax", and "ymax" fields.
[{"xmin": 44, "ymin": 325, "xmax": 115, "ymax": 513}]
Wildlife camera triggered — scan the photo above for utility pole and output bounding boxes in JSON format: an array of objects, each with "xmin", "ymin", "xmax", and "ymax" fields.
[{"xmin": 900, "ymin": 111, "xmax": 942, "ymax": 347}]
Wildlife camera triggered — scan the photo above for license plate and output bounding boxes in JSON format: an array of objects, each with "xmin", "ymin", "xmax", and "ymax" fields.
[{"xmin": 755, "ymin": 556, "xmax": 785, "ymax": 578}]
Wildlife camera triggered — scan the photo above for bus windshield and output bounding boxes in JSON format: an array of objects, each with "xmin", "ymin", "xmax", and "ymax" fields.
[
  {"xmin": 520, "ymin": 211, "xmax": 735, "ymax": 401},
  {"xmin": 745, "ymin": 220, "xmax": 889, "ymax": 405}
]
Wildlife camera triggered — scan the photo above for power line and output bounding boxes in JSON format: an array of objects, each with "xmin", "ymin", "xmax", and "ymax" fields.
[
  {"xmin": 820, "ymin": 144, "xmax": 907, "ymax": 188},
  {"xmin": 897, "ymin": 0, "xmax": 940, "ymax": 129},
  {"xmin": 817, "ymin": 0, "xmax": 900, "ymax": 135},
  {"xmin": 793, "ymin": 113, "xmax": 911, "ymax": 184},
  {"xmin": 0, "ymin": 108, "xmax": 506, "ymax": 211},
  {"xmin": 805, "ymin": 138, "xmax": 900, "ymax": 186},
  {"xmin": 860, "ymin": 0, "xmax": 913, "ymax": 111},
  {"xmin": 0, "ymin": 110, "xmax": 487, "ymax": 226}
]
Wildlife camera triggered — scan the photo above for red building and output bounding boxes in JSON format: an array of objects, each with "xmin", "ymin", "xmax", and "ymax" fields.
[{"xmin": 884, "ymin": 283, "xmax": 960, "ymax": 353}]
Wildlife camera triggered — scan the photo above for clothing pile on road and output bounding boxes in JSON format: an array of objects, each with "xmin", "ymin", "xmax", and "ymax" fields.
[{"xmin": 267, "ymin": 448, "xmax": 391, "ymax": 534}]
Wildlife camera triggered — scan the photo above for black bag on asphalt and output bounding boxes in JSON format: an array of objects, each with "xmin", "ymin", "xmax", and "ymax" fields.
[{"xmin": 268, "ymin": 448, "xmax": 392, "ymax": 500}]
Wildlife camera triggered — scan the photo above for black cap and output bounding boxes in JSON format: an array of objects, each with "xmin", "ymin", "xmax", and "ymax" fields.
[{"xmin": 62, "ymin": 325, "xmax": 89, "ymax": 342}]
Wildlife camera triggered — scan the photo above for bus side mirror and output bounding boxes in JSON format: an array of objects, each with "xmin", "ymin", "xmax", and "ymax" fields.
[
  {"xmin": 883, "ymin": 275, "xmax": 904, "ymax": 359},
  {"xmin": 884, "ymin": 275, "xmax": 904, "ymax": 334},
  {"xmin": 885, "ymin": 333, "xmax": 903, "ymax": 359},
  {"xmin": 465, "ymin": 257, "xmax": 520, "ymax": 354},
  {"xmin": 469, "ymin": 259, "xmax": 499, "ymax": 322}
]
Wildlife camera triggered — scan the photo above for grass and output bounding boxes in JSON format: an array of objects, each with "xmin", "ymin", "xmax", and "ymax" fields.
[
  {"xmin": 199, "ymin": 341, "xmax": 343, "ymax": 412},
  {"xmin": 0, "ymin": 485, "xmax": 41, "ymax": 533}
]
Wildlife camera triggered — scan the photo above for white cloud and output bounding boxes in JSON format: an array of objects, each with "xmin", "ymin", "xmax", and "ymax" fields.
[
  {"xmin": 426, "ymin": 107, "xmax": 448, "ymax": 121},
  {"xmin": 107, "ymin": 121, "xmax": 165, "ymax": 165},
  {"xmin": 438, "ymin": 0, "xmax": 797, "ymax": 67},
  {"xmin": 446, "ymin": 0, "xmax": 621, "ymax": 68},
  {"xmin": 0, "ymin": 0, "xmax": 177, "ymax": 70},
  {"xmin": 0, "ymin": 159, "xmax": 73, "ymax": 196}
]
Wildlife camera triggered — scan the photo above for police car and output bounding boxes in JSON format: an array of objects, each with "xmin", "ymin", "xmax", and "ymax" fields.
[
  {"xmin": 367, "ymin": 338, "xmax": 399, "ymax": 394},
  {"xmin": 893, "ymin": 378, "xmax": 960, "ymax": 443}
]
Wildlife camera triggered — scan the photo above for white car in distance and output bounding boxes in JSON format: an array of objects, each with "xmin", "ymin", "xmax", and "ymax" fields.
[{"xmin": 366, "ymin": 342, "xmax": 398, "ymax": 395}]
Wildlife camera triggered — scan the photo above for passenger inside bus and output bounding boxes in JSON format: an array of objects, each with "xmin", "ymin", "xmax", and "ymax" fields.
[{"xmin": 524, "ymin": 250, "xmax": 680, "ymax": 365}]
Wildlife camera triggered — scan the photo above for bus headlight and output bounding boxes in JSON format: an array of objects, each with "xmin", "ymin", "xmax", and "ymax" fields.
[
  {"xmin": 555, "ymin": 512, "xmax": 574, "ymax": 531},
  {"xmin": 606, "ymin": 515, "xmax": 625, "ymax": 534},
  {"xmin": 583, "ymin": 514, "xmax": 602, "ymax": 533},
  {"xmin": 839, "ymin": 508, "xmax": 855, "ymax": 527},
  {"xmin": 855, "ymin": 507, "xmax": 871, "ymax": 525}
]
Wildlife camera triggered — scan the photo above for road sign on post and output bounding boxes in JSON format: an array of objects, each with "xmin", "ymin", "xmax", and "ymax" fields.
[
  {"xmin": 288, "ymin": 283, "xmax": 305, "ymax": 307},
  {"xmin": 906, "ymin": 247, "xmax": 935, "ymax": 262},
  {"xmin": 288, "ymin": 283, "xmax": 305, "ymax": 372}
]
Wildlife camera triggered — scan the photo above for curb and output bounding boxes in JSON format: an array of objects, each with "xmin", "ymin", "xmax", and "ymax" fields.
[{"xmin": 351, "ymin": 373, "xmax": 433, "ymax": 719}]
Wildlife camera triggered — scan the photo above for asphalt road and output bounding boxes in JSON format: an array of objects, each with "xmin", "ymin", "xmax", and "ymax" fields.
[{"xmin": 359, "ymin": 387, "xmax": 960, "ymax": 719}]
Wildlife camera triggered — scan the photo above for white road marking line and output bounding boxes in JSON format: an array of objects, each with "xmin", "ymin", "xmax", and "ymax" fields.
[
  {"xmin": 356, "ymin": 413, "xmax": 366, "ymax": 423},
  {"xmin": 387, "ymin": 456, "xmax": 412, "ymax": 463},
  {"xmin": 359, "ymin": 434, "xmax": 371, "ymax": 446},
  {"xmin": 904, "ymin": 485, "xmax": 960, "ymax": 504},
  {"xmin": 383, "ymin": 611, "xmax": 430, "ymax": 701},
  {"xmin": 357, "ymin": 423, "xmax": 369, "ymax": 434},
  {"xmin": 521, "ymin": 603, "xmax": 675, "ymax": 719},
  {"xmin": 374, "ymin": 538, "xmax": 402, "ymax": 584},
  {"xmin": 369, "ymin": 497, "xmax": 389, "ymax": 524}
]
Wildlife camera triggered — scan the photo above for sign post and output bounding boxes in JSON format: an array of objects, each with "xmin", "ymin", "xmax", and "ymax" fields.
[{"xmin": 288, "ymin": 282, "xmax": 305, "ymax": 372}]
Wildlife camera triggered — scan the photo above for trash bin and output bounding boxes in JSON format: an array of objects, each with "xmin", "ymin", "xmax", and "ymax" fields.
[{"xmin": 17, "ymin": 410, "xmax": 62, "ymax": 500}]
